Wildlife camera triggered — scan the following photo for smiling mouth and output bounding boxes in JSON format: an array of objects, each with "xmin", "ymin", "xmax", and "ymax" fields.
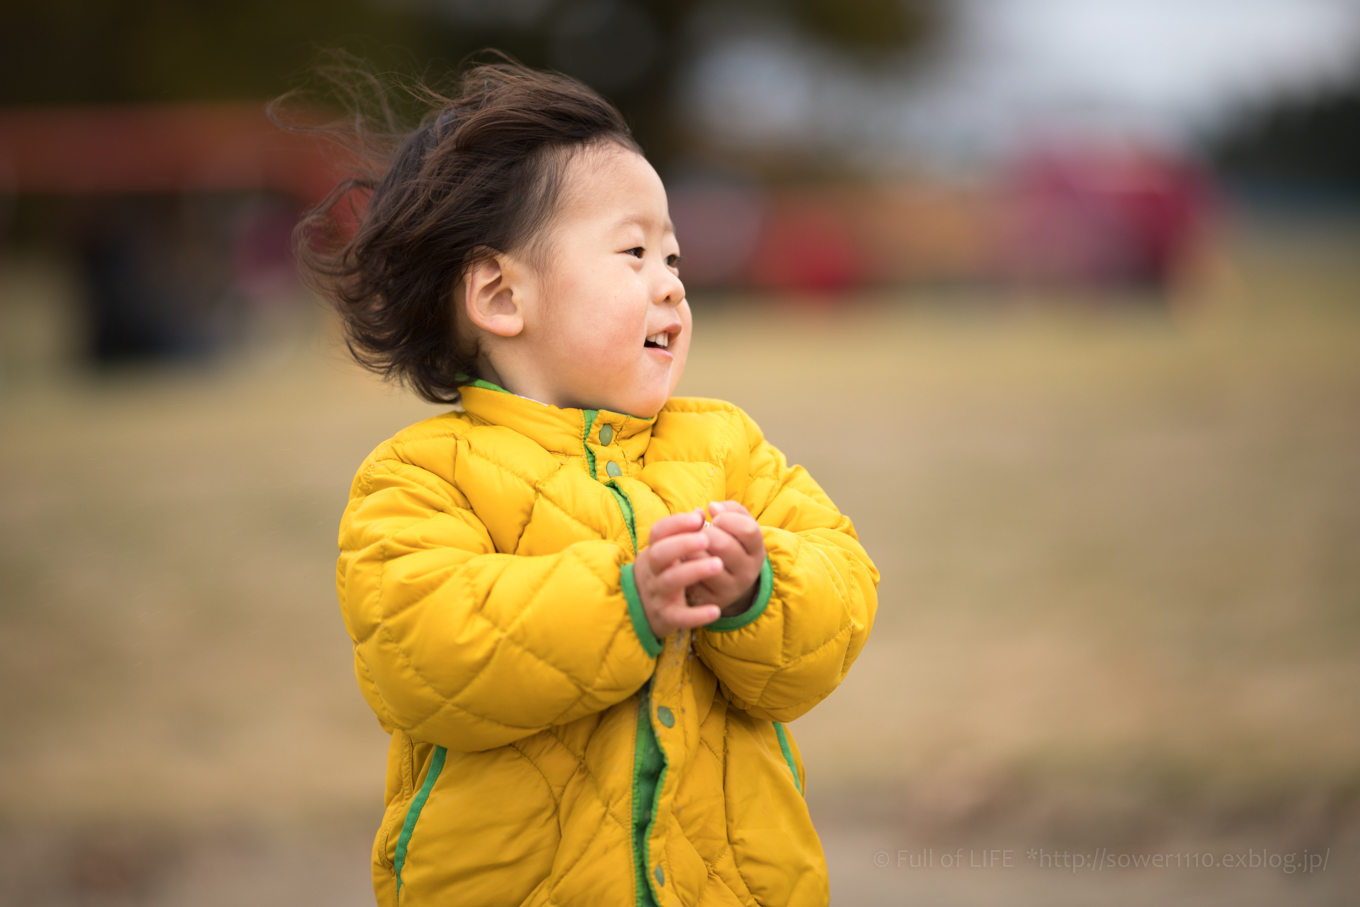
[{"xmin": 644, "ymin": 332, "xmax": 670, "ymax": 349}]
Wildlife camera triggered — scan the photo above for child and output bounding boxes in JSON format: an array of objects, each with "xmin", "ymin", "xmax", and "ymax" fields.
[{"xmin": 306, "ymin": 60, "xmax": 878, "ymax": 907}]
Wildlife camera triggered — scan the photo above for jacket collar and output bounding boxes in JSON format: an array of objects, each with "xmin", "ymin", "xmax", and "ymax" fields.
[{"xmin": 459, "ymin": 382, "xmax": 656, "ymax": 464}]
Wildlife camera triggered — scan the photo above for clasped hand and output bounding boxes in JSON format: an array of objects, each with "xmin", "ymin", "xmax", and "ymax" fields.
[{"xmin": 633, "ymin": 502, "xmax": 765, "ymax": 640}]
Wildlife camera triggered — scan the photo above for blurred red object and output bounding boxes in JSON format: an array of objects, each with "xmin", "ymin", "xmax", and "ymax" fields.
[
  {"xmin": 0, "ymin": 103, "xmax": 341, "ymax": 202},
  {"xmin": 745, "ymin": 199, "xmax": 867, "ymax": 293},
  {"xmin": 998, "ymin": 143, "xmax": 1215, "ymax": 289},
  {"xmin": 670, "ymin": 183, "xmax": 997, "ymax": 295},
  {"xmin": 667, "ymin": 186, "xmax": 768, "ymax": 287}
]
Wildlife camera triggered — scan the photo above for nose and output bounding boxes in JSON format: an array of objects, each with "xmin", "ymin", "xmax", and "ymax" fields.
[{"xmin": 654, "ymin": 263, "xmax": 685, "ymax": 308}]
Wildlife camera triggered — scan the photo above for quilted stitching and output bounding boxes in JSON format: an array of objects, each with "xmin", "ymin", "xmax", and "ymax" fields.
[{"xmin": 337, "ymin": 394, "xmax": 878, "ymax": 906}]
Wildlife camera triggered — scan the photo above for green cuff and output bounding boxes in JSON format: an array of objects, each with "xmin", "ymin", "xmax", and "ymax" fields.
[
  {"xmin": 621, "ymin": 562, "xmax": 664, "ymax": 657},
  {"xmin": 706, "ymin": 556, "xmax": 773, "ymax": 632}
]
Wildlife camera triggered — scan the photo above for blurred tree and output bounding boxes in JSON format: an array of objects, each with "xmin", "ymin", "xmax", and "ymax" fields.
[
  {"xmin": 786, "ymin": 0, "xmax": 935, "ymax": 55},
  {"xmin": 0, "ymin": 0, "xmax": 415, "ymax": 105},
  {"xmin": 412, "ymin": 0, "xmax": 939, "ymax": 168},
  {"xmin": 1211, "ymin": 73, "xmax": 1360, "ymax": 194},
  {"xmin": 0, "ymin": 0, "xmax": 939, "ymax": 170}
]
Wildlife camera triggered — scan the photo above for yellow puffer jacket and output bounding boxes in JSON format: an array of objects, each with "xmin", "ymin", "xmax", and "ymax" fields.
[{"xmin": 337, "ymin": 383, "xmax": 878, "ymax": 907}]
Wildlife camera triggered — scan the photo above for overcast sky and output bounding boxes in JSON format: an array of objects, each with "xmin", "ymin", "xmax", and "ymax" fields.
[{"xmin": 685, "ymin": 0, "xmax": 1360, "ymax": 167}]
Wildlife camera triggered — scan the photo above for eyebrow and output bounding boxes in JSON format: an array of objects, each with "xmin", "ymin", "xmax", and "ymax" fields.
[{"xmin": 612, "ymin": 214, "xmax": 675, "ymax": 234}]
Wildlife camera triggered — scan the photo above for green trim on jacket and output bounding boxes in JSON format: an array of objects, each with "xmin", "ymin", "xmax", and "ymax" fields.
[
  {"xmin": 705, "ymin": 556, "xmax": 774, "ymax": 632},
  {"xmin": 394, "ymin": 745, "xmax": 447, "ymax": 892}
]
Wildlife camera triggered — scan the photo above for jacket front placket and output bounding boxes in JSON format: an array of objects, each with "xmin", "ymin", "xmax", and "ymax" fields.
[{"xmin": 580, "ymin": 408, "xmax": 685, "ymax": 907}]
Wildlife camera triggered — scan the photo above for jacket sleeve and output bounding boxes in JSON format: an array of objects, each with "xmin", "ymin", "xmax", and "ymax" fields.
[
  {"xmin": 692, "ymin": 407, "xmax": 879, "ymax": 722},
  {"xmin": 337, "ymin": 452, "xmax": 658, "ymax": 752}
]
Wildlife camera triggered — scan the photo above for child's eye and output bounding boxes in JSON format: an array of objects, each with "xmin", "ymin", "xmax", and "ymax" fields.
[
  {"xmin": 666, "ymin": 254, "xmax": 682, "ymax": 269},
  {"xmin": 625, "ymin": 247, "xmax": 644, "ymax": 258}
]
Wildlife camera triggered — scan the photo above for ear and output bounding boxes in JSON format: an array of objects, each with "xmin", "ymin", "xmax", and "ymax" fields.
[{"xmin": 462, "ymin": 254, "xmax": 525, "ymax": 338}]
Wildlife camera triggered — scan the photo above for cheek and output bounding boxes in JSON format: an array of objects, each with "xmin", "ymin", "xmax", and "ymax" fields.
[
  {"xmin": 667, "ymin": 303, "xmax": 693, "ymax": 393},
  {"xmin": 539, "ymin": 269, "xmax": 624, "ymax": 354},
  {"xmin": 597, "ymin": 284, "xmax": 651, "ymax": 352},
  {"xmin": 563, "ymin": 301, "xmax": 638, "ymax": 373}
]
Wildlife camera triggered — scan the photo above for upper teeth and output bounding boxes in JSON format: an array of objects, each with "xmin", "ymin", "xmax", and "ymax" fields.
[{"xmin": 647, "ymin": 332, "xmax": 669, "ymax": 348}]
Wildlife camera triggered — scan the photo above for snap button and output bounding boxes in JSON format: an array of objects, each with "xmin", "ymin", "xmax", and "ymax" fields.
[
  {"xmin": 657, "ymin": 705, "xmax": 674, "ymax": 727},
  {"xmin": 605, "ymin": 461, "xmax": 622, "ymax": 478},
  {"xmin": 654, "ymin": 865, "xmax": 665, "ymax": 886},
  {"xmin": 599, "ymin": 423, "xmax": 614, "ymax": 445}
]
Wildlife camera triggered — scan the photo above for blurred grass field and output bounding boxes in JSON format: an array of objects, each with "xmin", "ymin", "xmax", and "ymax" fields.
[{"xmin": 1, "ymin": 218, "xmax": 1358, "ymax": 904}]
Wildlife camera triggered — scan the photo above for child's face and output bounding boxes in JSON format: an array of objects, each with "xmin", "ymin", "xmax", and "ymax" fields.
[{"xmin": 475, "ymin": 144, "xmax": 689, "ymax": 418}]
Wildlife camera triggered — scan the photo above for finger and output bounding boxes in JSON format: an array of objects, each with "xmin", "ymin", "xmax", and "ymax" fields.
[
  {"xmin": 661, "ymin": 601, "xmax": 721, "ymax": 629},
  {"xmin": 682, "ymin": 582, "xmax": 721, "ymax": 607},
  {"xmin": 700, "ymin": 523, "xmax": 745, "ymax": 566},
  {"xmin": 710, "ymin": 512, "xmax": 764, "ymax": 556},
  {"xmin": 709, "ymin": 500, "xmax": 752, "ymax": 519},
  {"xmin": 652, "ymin": 556, "xmax": 724, "ymax": 597},
  {"xmin": 646, "ymin": 509, "xmax": 706, "ymax": 544},
  {"xmin": 645, "ymin": 532, "xmax": 709, "ymax": 571}
]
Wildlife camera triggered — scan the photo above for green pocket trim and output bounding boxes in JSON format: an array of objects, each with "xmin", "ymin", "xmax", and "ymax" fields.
[
  {"xmin": 773, "ymin": 722, "xmax": 803, "ymax": 795},
  {"xmin": 394, "ymin": 744, "xmax": 447, "ymax": 893},
  {"xmin": 621, "ymin": 563, "xmax": 664, "ymax": 658},
  {"xmin": 705, "ymin": 556, "xmax": 773, "ymax": 632}
]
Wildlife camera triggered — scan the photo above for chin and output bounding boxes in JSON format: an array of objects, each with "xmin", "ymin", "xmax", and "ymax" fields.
[
  {"xmin": 625, "ymin": 399, "xmax": 665, "ymax": 419},
  {"xmin": 616, "ymin": 389, "xmax": 668, "ymax": 419}
]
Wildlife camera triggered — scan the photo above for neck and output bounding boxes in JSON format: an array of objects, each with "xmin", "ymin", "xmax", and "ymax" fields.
[{"xmin": 473, "ymin": 353, "xmax": 510, "ymax": 395}]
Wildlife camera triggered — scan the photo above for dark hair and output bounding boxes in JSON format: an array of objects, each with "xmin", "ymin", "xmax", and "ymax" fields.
[{"xmin": 286, "ymin": 57, "xmax": 640, "ymax": 403}]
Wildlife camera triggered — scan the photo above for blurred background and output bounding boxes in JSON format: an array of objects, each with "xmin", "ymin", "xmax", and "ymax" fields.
[{"xmin": 1, "ymin": 1, "xmax": 1358, "ymax": 904}]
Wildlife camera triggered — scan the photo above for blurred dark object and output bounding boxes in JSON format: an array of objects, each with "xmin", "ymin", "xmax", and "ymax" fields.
[
  {"xmin": 79, "ymin": 196, "xmax": 224, "ymax": 362},
  {"xmin": 1211, "ymin": 72, "xmax": 1360, "ymax": 207},
  {"xmin": 0, "ymin": 105, "xmax": 328, "ymax": 364},
  {"xmin": 996, "ymin": 145, "xmax": 1215, "ymax": 290},
  {"xmin": 76, "ymin": 194, "xmax": 303, "ymax": 363}
]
